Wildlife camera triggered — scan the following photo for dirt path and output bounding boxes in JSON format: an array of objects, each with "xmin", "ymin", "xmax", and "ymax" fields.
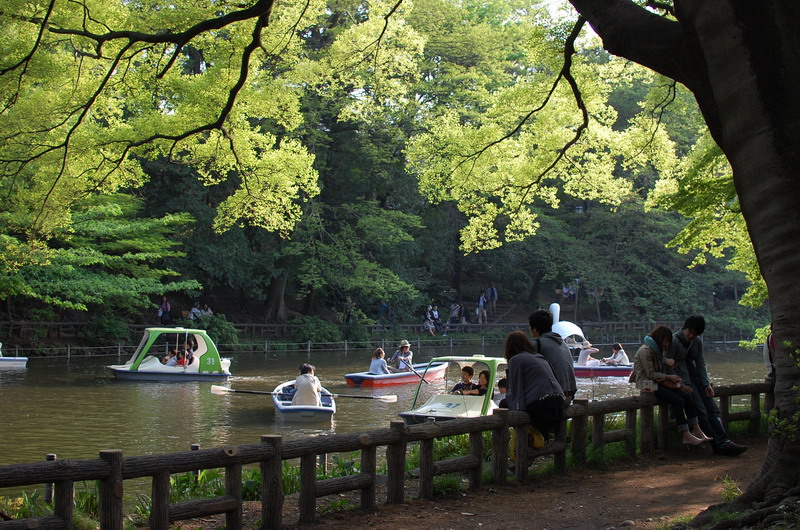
[{"xmin": 178, "ymin": 435, "xmax": 765, "ymax": 529}]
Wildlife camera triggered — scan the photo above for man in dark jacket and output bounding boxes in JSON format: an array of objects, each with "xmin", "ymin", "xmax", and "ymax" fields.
[
  {"xmin": 666, "ymin": 315, "xmax": 747, "ymax": 456},
  {"xmin": 529, "ymin": 309, "xmax": 577, "ymax": 404}
]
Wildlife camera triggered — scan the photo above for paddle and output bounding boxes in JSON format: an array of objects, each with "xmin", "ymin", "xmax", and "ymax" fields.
[
  {"xmin": 210, "ymin": 385, "xmax": 397, "ymax": 403},
  {"xmin": 401, "ymin": 359, "xmax": 430, "ymax": 385}
]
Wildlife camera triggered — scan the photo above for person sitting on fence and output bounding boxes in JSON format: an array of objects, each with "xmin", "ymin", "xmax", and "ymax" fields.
[
  {"xmin": 495, "ymin": 377, "xmax": 508, "ymax": 405},
  {"xmin": 368, "ymin": 348, "xmax": 391, "ymax": 375},
  {"xmin": 163, "ymin": 348, "xmax": 178, "ymax": 366},
  {"xmin": 422, "ymin": 306, "xmax": 437, "ymax": 336},
  {"xmin": 462, "ymin": 369, "xmax": 490, "ymax": 396},
  {"xmin": 629, "ymin": 325, "xmax": 710, "ymax": 446},
  {"xmin": 603, "ymin": 343, "xmax": 630, "ymax": 365},
  {"xmin": 292, "ymin": 363, "xmax": 322, "ymax": 406},
  {"xmin": 576, "ymin": 340, "xmax": 601, "ymax": 367},
  {"xmin": 189, "ymin": 302, "xmax": 202, "ymax": 321},
  {"xmin": 451, "ymin": 366, "xmax": 478, "ymax": 394},
  {"xmin": 388, "ymin": 340, "xmax": 414, "ymax": 372},
  {"xmin": 504, "ymin": 330, "xmax": 565, "ymax": 439}
]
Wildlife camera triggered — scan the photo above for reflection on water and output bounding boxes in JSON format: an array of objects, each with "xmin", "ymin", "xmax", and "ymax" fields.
[{"xmin": 0, "ymin": 345, "xmax": 766, "ymax": 468}]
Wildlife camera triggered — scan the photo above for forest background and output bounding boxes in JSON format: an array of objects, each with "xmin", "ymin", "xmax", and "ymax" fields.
[{"xmin": 0, "ymin": 0, "xmax": 768, "ymax": 348}]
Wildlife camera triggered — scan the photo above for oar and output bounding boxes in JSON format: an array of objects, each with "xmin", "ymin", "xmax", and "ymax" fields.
[
  {"xmin": 210, "ymin": 385, "xmax": 397, "ymax": 403},
  {"xmin": 401, "ymin": 359, "xmax": 430, "ymax": 385}
]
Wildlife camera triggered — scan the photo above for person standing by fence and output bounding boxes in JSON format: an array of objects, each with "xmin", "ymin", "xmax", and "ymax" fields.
[
  {"xmin": 485, "ymin": 283, "xmax": 498, "ymax": 315},
  {"xmin": 528, "ymin": 309, "xmax": 577, "ymax": 405}
]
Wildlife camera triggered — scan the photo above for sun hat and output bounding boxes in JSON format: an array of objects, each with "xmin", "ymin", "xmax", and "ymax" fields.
[
  {"xmin": 581, "ymin": 340, "xmax": 592, "ymax": 348},
  {"xmin": 399, "ymin": 339, "xmax": 411, "ymax": 348}
]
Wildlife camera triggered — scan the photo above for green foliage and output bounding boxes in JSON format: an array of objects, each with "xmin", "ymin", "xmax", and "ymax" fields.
[
  {"xmin": 717, "ymin": 474, "xmax": 743, "ymax": 502},
  {"xmin": 73, "ymin": 481, "xmax": 101, "ymax": 520},
  {"xmin": 84, "ymin": 314, "xmax": 134, "ymax": 344},
  {"xmin": 289, "ymin": 316, "xmax": 343, "ymax": 343},
  {"xmin": 191, "ymin": 314, "xmax": 240, "ymax": 346}
]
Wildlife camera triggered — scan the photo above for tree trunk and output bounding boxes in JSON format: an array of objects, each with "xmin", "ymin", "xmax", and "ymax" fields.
[
  {"xmin": 567, "ymin": 0, "xmax": 800, "ymax": 525},
  {"xmin": 526, "ymin": 268, "xmax": 545, "ymax": 306}
]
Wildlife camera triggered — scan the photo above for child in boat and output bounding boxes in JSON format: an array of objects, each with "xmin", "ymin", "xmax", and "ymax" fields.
[
  {"xmin": 451, "ymin": 366, "xmax": 478, "ymax": 394},
  {"xmin": 463, "ymin": 370, "xmax": 490, "ymax": 395},
  {"xmin": 176, "ymin": 350, "xmax": 188, "ymax": 367},
  {"xmin": 495, "ymin": 377, "xmax": 508, "ymax": 405},
  {"xmin": 292, "ymin": 363, "xmax": 322, "ymax": 407},
  {"xmin": 164, "ymin": 349, "xmax": 178, "ymax": 366},
  {"xmin": 368, "ymin": 348, "xmax": 391, "ymax": 375}
]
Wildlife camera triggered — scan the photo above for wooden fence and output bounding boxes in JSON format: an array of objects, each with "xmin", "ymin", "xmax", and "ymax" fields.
[{"xmin": 0, "ymin": 381, "xmax": 772, "ymax": 529}]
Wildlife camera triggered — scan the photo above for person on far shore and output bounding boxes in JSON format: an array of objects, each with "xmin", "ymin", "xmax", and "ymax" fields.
[
  {"xmin": 368, "ymin": 348, "xmax": 391, "ymax": 375},
  {"xmin": 200, "ymin": 303, "xmax": 213, "ymax": 318},
  {"xmin": 158, "ymin": 295, "xmax": 172, "ymax": 325},
  {"xmin": 292, "ymin": 363, "xmax": 322, "ymax": 406}
]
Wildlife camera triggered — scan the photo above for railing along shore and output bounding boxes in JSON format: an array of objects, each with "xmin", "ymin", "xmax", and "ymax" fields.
[
  {"xmin": 2, "ymin": 325, "xmax": 752, "ymax": 359},
  {"xmin": 0, "ymin": 381, "xmax": 772, "ymax": 530}
]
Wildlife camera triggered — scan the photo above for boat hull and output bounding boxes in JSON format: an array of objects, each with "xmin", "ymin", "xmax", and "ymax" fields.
[
  {"xmin": 573, "ymin": 364, "xmax": 632, "ymax": 378},
  {"xmin": 0, "ymin": 357, "xmax": 28, "ymax": 370},
  {"xmin": 108, "ymin": 355, "xmax": 231, "ymax": 382},
  {"xmin": 108, "ymin": 367, "xmax": 230, "ymax": 382},
  {"xmin": 399, "ymin": 394, "xmax": 497, "ymax": 425},
  {"xmin": 344, "ymin": 362, "xmax": 447, "ymax": 386},
  {"xmin": 273, "ymin": 381, "xmax": 336, "ymax": 423}
]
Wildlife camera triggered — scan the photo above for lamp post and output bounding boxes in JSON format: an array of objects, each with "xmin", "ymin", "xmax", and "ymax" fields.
[{"xmin": 573, "ymin": 278, "xmax": 580, "ymax": 322}]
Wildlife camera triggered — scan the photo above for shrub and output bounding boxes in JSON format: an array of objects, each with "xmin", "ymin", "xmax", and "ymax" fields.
[
  {"xmin": 289, "ymin": 316, "xmax": 342, "ymax": 343},
  {"xmin": 85, "ymin": 314, "xmax": 133, "ymax": 344}
]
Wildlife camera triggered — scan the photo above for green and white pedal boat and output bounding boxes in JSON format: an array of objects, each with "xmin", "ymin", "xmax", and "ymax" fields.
[
  {"xmin": 399, "ymin": 355, "xmax": 507, "ymax": 425},
  {"xmin": 108, "ymin": 327, "xmax": 231, "ymax": 381}
]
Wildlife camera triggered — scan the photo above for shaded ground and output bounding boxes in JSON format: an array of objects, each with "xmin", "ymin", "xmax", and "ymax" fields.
[{"xmin": 175, "ymin": 434, "xmax": 765, "ymax": 529}]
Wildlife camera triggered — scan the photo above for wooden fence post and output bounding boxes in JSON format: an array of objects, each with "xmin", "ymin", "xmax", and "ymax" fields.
[
  {"xmin": 225, "ymin": 461, "xmax": 243, "ymax": 529},
  {"xmin": 719, "ymin": 394, "xmax": 731, "ymax": 431},
  {"xmin": 514, "ymin": 423, "xmax": 528, "ymax": 482},
  {"xmin": 386, "ymin": 421, "xmax": 408, "ymax": 504},
  {"xmin": 191, "ymin": 444, "xmax": 200, "ymax": 481},
  {"xmin": 554, "ymin": 415, "xmax": 568, "ymax": 474},
  {"xmin": 44, "ymin": 453, "xmax": 56, "ymax": 503},
  {"xmin": 299, "ymin": 453, "xmax": 317, "ymax": 523},
  {"xmin": 750, "ymin": 392, "xmax": 761, "ymax": 433},
  {"xmin": 419, "ymin": 438, "xmax": 435, "ymax": 499},
  {"xmin": 570, "ymin": 398, "xmax": 589, "ymax": 466},
  {"xmin": 592, "ymin": 413, "xmax": 605, "ymax": 456},
  {"xmin": 640, "ymin": 402, "xmax": 654, "ymax": 454},
  {"xmin": 468, "ymin": 431, "xmax": 483, "ymax": 489},
  {"xmin": 625, "ymin": 409, "xmax": 637, "ymax": 456},
  {"xmin": 149, "ymin": 470, "xmax": 170, "ymax": 530},
  {"xmin": 54, "ymin": 479, "xmax": 74, "ymax": 528},
  {"xmin": 491, "ymin": 409, "xmax": 509, "ymax": 484},
  {"xmin": 657, "ymin": 403, "xmax": 669, "ymax": 450},
  {"xmin": 360, "ymin": 445, "xmax": 377, "ymax": 510},
  {"xmin": 99, "ymin": 450, "xmax": 124, "ymax": 530},
  {"xmin": 261, "ymin": 435, "xmax": 283, "ymax": 530}
]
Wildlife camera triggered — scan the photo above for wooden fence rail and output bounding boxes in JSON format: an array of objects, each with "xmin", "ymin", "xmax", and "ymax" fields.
[{"xmin": 0, "ymin": 381, "xmax": 772, "ymax": 529}]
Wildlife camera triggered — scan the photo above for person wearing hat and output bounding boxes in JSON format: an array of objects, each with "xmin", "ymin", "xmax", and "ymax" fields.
[
  {"xmin": 388, "ymin": 340, "xmax": 414, "ymax": 372},
  {"xmin": 577, "ymin": 340, "xmax": 600, "ymax": 367}
]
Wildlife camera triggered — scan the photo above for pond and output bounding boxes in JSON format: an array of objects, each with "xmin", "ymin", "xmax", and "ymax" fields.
[{"xmin": 0, "ymin": 343, "xmax": 766, "ymax": 469}]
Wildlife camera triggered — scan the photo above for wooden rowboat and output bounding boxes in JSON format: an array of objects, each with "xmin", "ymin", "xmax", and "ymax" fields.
[
  {"xmin": 272, "ymin": 380, "xmax": 336, "ymax": 423},
  {"xmin": 344, "ymin": 361, "xmax": 447, "ymax": 386}
]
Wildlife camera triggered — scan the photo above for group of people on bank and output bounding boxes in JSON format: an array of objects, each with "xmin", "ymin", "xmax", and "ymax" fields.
[{"xmin": 157, "ymin": 295, "xmax": 213, "ymax": 326}]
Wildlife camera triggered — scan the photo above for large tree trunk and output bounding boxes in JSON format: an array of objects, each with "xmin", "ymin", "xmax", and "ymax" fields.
[{"xmin": 568, "ymin": 0, "xmax": 800, "ymax": 525}]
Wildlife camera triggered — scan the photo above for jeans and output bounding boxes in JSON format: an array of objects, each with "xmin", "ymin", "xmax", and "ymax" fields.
[
  {"xmin": 654, "ymin": 386, "xmax": 698, "ymax": 431},
  {"xmin": 688, "ymin": 375, "xmax": 730, "ymax": 446}
]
